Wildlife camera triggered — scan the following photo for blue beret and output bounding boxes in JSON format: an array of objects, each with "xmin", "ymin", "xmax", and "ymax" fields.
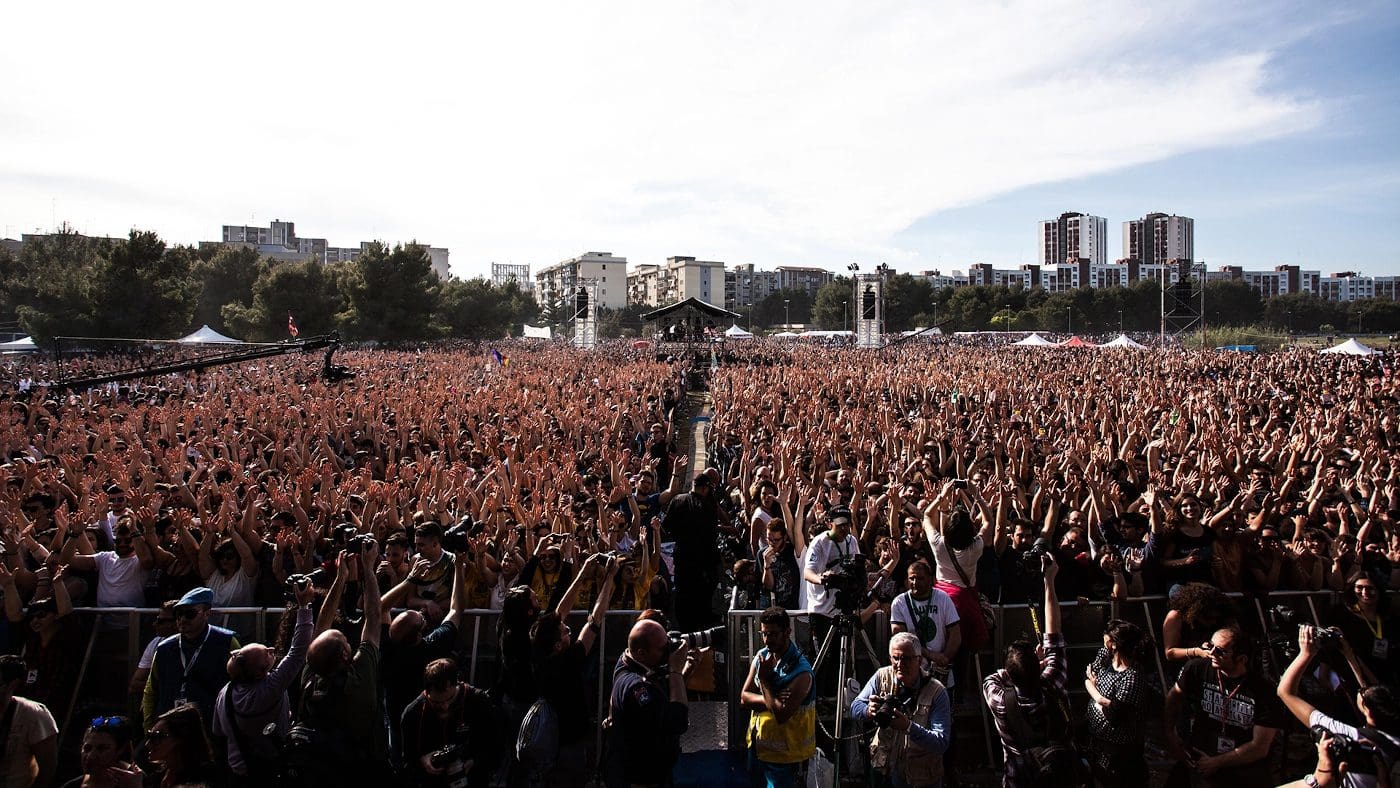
[{"xmin": 174, "ymin": 587, "xmax": 213, "ymax": 608}]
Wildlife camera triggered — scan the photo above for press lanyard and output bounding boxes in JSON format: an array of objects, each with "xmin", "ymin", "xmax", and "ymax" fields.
[
  {"xmin": 1358, "ymin": 607, "xmax": 1384, "ymax": 640},
  {"xmin": 179, "ymin": 628, "xmax": 213, "ymax": 688},
  {"xmin": 1214, "ymin": 671, "xmax": 1243, "ymax": 725},
  {"xmin": 832, "ymin": 535, "xmax": 848, "ymax": 559}
]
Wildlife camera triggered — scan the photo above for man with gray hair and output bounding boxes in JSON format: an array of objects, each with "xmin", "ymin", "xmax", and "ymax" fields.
[{"xmin": 851, "ymin": 631, "xmax": 952, "ymax": 788}]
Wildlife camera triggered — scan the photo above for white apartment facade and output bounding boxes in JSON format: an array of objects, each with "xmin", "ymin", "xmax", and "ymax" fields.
[{"xmin": 535, "ymin": 252, "xmax": 628, "ymax": 311}]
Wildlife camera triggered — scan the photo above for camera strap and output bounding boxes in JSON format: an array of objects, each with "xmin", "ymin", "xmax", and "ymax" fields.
[{"xmin": 940, "ymin": 539, "xmax": 974, "ymax": 589}]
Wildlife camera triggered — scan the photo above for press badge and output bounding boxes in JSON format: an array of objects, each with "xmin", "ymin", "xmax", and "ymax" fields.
[
  {"xmin": 1216, "ymin": 736, "xmax": 1235, "ymax": 755},
  {"xmin": 26, "ymin": 669, "xmax": 38, "ymax": 685},
  {"xmin": 1373, "ymin": 639, "xmax": 1389, "ymax": 660}
]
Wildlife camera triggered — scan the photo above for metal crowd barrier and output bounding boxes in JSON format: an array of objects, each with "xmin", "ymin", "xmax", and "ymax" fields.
[{"xmin": 60, "ymin": 589, "xmax": 1351, "ymax": 763}]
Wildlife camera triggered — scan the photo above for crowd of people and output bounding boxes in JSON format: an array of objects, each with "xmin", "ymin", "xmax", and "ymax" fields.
[{"xmin": 0, "ymin": 339, "xmax": 1398, "ymax": 787}]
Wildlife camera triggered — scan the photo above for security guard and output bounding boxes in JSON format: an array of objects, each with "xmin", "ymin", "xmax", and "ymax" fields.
[{"xmin": 603, "ymin": 619, "xmax": 696, "ymax": 788}]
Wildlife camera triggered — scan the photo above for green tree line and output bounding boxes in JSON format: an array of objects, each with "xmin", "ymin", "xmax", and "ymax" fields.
[
  {"xmin": 0, "ymin": 226, "xmax": 538, "ymax": 343},
  {"xmin": 804, "ymin": 275, "xmax": 1400, "ymax": 335}
]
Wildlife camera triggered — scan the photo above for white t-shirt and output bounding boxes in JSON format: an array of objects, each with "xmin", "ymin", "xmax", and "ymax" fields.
[
  {"xmin": 890, "ymin": 587, "xmax": 961, "ymax": 687},
  {"xmin": 928, "ymin": 530, "xmax": 983, "ymax": 588},
  {"xmin": 803, "ymin": 531, "xmax": 862, "ymax": 616},
  {"xmin": 138, "ymin": 636, "xmax": 162, "ymax": 670},
  {"xmin": 93, "ymin": 551, "xmax": 147, "ymax": 607},
  {"xmin": 1308, "ymin": 709, "xmax": 1397, "ymax": 788},
  {"xmin": 207, "ymin": 568, "xmax": 256, "ymax": 607},
  {"xmin": 0, "ymin": 695, "xmax": 58, "ymax": 788}
]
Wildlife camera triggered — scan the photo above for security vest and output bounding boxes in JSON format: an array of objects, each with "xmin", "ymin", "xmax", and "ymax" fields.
[
  {"xmin": 746, "ymin": 642, "xmax": 816, "ymax": 764},
  {"xmin": 869, "ymin": 667, "xmax": 946, "ymax": 786},
  {"xmin": 152, "ymin": 625, "xmax": 237, "ymax": 721}
]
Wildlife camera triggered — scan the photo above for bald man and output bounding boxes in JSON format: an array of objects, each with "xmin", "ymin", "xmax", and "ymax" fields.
[
  {"xmin": 380, "ymin": 550, "xmax": 471, "ymax": 764},
  {"xmin": 603, "ymin": 618, "xmax": 696, "ymax": 788},
  {"xmin": 214, "ymin": 581, "xmax": 316, "ymax": 780}
]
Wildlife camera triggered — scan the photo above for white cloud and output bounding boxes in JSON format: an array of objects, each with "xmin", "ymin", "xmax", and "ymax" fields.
[{"xmin": 0, "ymin": 0, "xmax": 1322, "ymax": 276}]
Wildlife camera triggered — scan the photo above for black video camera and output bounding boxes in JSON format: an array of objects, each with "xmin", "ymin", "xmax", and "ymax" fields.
[{"xmin": 823, "ymin": 554, "xmax": 870, "ymax": 614}]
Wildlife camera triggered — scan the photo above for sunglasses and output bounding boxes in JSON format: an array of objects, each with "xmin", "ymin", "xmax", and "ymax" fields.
[
  {"xmin": 1204, "ymin": 642, "xmax": 1235, "ymax": 658},
  {"xmin": 145, "ymin": 729, "xmax": 171, "ymax": 741},
  {"xmin": 90, "ymin": 716, "xmax": 126, "ymax": 730}
]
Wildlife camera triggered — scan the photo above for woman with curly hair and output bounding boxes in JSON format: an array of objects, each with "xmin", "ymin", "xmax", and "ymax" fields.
[{"xmin": 1162, "ymin": 582, "xmax": 1238, "ymax": 668}]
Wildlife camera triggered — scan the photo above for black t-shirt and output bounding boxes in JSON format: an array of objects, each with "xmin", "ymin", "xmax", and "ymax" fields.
[
  {"xmin": 382, "ymin": 621, "xmax": 459, "ymax": 726},
  {"xmin": 1175, "ymin": 658, "xmax": 1286, "ymax": 781},
  {"xmin": 1165, "ymin": 528, "xmax": 1216, "ymax": 586},
  {"xmin": 535, "ymin": 639, "xmax": 592, "ymax": 745},
  {"xmin": 665, "ymin": 492, "xmax": 718, "ymax": 572}
]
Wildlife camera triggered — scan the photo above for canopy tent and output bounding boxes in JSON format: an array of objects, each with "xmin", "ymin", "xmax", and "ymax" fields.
[
  {"xmin": 1100, "ymin": 334, "xmax": 1146, "ymax": 349},
  {"xmin": 1012, "ymin": 333, "xmax": 1058, "ymax": 347},
  {"xmin": 723, "ymin": 323, "xmax": 755, "ymax": 339},
  {"xmin": 176, "ymin": 325, "xmax": 243, "ymax": 344},
  {"xmin": 0, "ymin": 335, "xmax": 38, "ymax": 353},
  {"xmin": 642, "ymin": 297, "xmax": 742, "ymax": 343},
  {"xmin": 1060, "ymin": 336, "xmax": 1096, "ymax": 348},
  {"xmin": 1320, "ymin": 338, "xmax": 1381, "ymax": 356}
]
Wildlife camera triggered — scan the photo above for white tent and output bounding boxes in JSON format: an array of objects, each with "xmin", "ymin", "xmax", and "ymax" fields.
[
  {"xmin": 1012, "ymin": 332, "xmax": 1058, "ymax": 347},
  {"xmin": 723, "ymin": 323, "xmax": 755, "ymax": 339},
  {"xmin": 0, "ymin": 335, "xmax": 38, "ymax": 353},
  {"xmin": 1100, "ymin": 334, "xmax": 1147, "ymax": 349},
  {"xmin": 521, "ymin": 324, "xmax": 552, "ymax": 340},
  {"xmin": 1320, "ymin": 338, "xmax": 1381, "ymax": 356},
  {"xmin": 177, "ymin": 325, "xmax": 243, "ymax": 344}
]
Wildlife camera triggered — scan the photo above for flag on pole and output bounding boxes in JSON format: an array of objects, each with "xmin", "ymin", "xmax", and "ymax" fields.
[
  {"xmin": 490, "ymin": 348, "xmax": 509, "ymax": 367},
  {"xmin": 288, "ymin": 313, "xmax": 299, "ymax": 338}
]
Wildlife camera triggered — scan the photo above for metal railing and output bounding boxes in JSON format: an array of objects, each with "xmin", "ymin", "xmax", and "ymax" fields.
[{"xmin": 58, "ymin": 589, "xmax": 1354, "ymax": 762}]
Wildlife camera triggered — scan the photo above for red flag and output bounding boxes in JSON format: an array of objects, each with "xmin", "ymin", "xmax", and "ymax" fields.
[{"xmin": 288, "ymin": 313, "xmax": 299, "ymax": 338}]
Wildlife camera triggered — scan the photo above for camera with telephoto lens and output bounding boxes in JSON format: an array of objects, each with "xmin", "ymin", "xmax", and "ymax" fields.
[
  {"xmin": 823, "ymin": 554, "xmax": 870, "ymax": 614},
  {"xmin": 343, "ymin": 534, "xmax": 375, "ymax": 555},
  {"xmin": 286, "ymin": 574, "xmax": 312, "ymax": 592},
  {"xmin": 332, "ymin": 523, "xmax": 358, "ymax": 545},
  {"xmin": 428, "ymin": 742, "xmax": 468, "ymax": 772},
  {"xmin": 1312, "ymin": 726, "xmax": 1383, "ymax": 775},
  {"xmin": 441, "ymin": 517, "xmax": 474, "ymax": 554},
  {"xmin": 667, "ymin": 626, "xmax": 726, "ymax": 656},
  {"xmin": 870, "ymin": 693, "xmax": 914, "ymax": 727}
]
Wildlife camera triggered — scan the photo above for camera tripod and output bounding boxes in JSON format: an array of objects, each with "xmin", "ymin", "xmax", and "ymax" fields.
[{"xmin": 810, "ymin": 611, "xmax": 884, "ymax": 786}]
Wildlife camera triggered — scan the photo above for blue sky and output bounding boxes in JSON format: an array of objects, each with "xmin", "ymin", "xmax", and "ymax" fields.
[{"xmin": 1, "ymin": 1, "xmax": 1397, "ymax": 279}]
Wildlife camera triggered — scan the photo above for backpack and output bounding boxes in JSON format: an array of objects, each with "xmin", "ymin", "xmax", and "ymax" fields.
[
  {"xmin": 515, "ymin": 697, "xmax": 560, "ymax": 779},
  {"xmin": 282, "ymin": 673, "xmax": 359, "ymax": 780}
]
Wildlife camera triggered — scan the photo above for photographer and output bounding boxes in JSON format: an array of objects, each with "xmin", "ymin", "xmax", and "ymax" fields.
[
  {"xmin": 294, "ymin": 541, "xmax": 386, "ymax": 785},
  {"xmin": 212, "ymin": 579, "xmax": 315, "ymax": 784},
  {"xmin": 603, "ymin": 618, "xmax": 696, "ymax": 788},
  {"xmin": 1278, "ymin": 625, "xmax": 1400, "ymax": 788},
  {"xmin": 982, "ymin": 556, "xmax": 1073, "ymax": 788},
  {"xmin": 1163, "ymin": 626, "xmax": 1285, "ymax": 788},
  {"xmin": 740, "ymin": 606, "xmax": 816, "ymax": 788},
  {"xmin": 851, "ymin": 632, "xmax": 952, "ymax": 788},
  {"xmin": 803, "ymin": 505, "xmax": 862, "ymax": 692},
  {"xmin": 399, "ymin": 658, "xmax": 501, "ymax": 788}
]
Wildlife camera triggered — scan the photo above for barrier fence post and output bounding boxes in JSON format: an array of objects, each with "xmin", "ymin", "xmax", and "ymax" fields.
[
  {"xmin": 57, "ymin": 612, "xmax": 102, "ymax": 756},
  {"xmin": 468, "ymin": 614, "xmax": 482, "ymax": 686}
]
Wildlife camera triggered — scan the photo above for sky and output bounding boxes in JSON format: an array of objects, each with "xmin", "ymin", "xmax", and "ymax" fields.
[{"xmin": 2, "ymin": 1, "xmax": 1398, "ymax": 280}]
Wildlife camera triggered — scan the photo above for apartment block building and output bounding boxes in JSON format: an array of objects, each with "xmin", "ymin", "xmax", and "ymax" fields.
[
  {"xmin": 1038, "ymin": 212, "xmax": 1108, "ymax": 266},
  {"xmin": 535, "ymin": 252, "xmax": 628, "ymax": 311}
]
